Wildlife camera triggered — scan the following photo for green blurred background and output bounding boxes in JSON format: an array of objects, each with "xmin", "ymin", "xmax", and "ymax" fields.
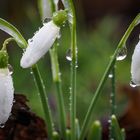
[{"xmin": 0, "ymin": 0, "xmax": 140, "ymax": 126}]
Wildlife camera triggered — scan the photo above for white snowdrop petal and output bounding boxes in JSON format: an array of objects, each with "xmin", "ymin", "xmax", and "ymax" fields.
[
  {"xmin": 20, "ymin": 21, "xmax": 60, "ymax": 68},
  {"xmin": 131, "ymin": 40, "xmax": 140, "ymax": 86},
  {"xmin": 0, "ymin": 68, "xmax": 14, "ymax": 124}
]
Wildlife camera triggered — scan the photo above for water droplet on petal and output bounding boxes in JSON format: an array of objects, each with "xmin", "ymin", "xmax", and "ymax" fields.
[
  {"xmin": 43, "ymin": 18, "xmax": 51, "ymax": 25},
  {"xmin": 66, "ymin": 49, "xmax": 72, "ymax": 61},
  {"xmin": 28, "ymin": 38, "xmax": 33, "ymax": 44},
  {"xmin": 0, "ymin": 124, "xmax": 5, "ymax": 128},
  {"xmin": 116, "ymin": 46, "xmax": 127, "ymax": 61},
  {"xmin": 13, "ymin": 99, "xmax": 16, "ymax": 103},
  {"xmin": 8, "ymin": 64, "xmax": 13, "ymax": 75},
  {"xmin": 130, "ymin": 80, "xmax": 137, "ymax": 88}
]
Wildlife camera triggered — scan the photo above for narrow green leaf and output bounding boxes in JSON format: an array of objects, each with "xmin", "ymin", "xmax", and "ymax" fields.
[
  {"xmin": 111, "ymin": 115, "xmax": 124, "ymax": 140},
  {"xmin": 0, "ymin": 18, "xmax": 27, "ymax": 49},
  {"xmin": 87, "ymin": 120, "xmax": 102, "ymax": 140},
  {"xmin": 75, "ymin": 119, "xmax": 80, "ymax": 139},
  {"xmin": 121, "ymin": 128, "xmax": 126, "ymax": 140},
  {"xmin": 52, "ymin": 131, "xmax": 60, "ymax": 140},
  {"xmin": 66, "ymin": 129, "xmax": 71, "ymax": 140}
]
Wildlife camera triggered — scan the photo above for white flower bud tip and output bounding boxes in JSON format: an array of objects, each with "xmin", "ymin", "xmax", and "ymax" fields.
[
  {"xmin": 0, "ymin": 68, "xmax": 14, "ymax": 124},
  {"xmin": 20, "ymin": 21, "xmax": 60, "ymax": 68},
  {"xmin": 131, "ymin": 40, "xmax": 140, "ymax": 86}
]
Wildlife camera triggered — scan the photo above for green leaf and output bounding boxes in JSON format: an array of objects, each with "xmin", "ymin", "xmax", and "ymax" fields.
[
  {"xmin": 75, "ymin": 119, "xmax": 80, "ymax": 139},
  {"xmin": 111, "ymin": 115, "xmax": 125, "ymax": 140},
  {"xmin": 0, "ymin": 18, "xmax": 27, "ymax": 49},
  {"xmin": 66, "ymin": 129, "xmax": 71, "ymax": 140},
  {"xmin": 87, "ymin": 120, "xmax": 102, "ymax": 140},
  {"xmin": 52, "ymin": 131, "xmax": 60, "ymax": 140},
  {"xmin": 121, "ymin": 128, "xmax": 126, "ymax": 140}
]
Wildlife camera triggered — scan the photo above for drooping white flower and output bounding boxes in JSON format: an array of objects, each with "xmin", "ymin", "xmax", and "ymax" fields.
[
  {"xmin": 20, "ymin": 21, "xmax": 60, "ymax": 68},
  {"xmin": 131, "ymin": 40, "xmax": 140, "ymax": 86},
  {"xmin": 0, "ymin": 68, "xmax": 14, "ymax": 124}
]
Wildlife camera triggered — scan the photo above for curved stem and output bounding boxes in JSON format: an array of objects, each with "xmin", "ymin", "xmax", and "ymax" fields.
[
  {"xmin": 79, "ymin": 13, "xmax": 140, "ymax": 140},
  {"xmin": 1, "ymin": 37, "xmax": 15, "ymax": 50}
]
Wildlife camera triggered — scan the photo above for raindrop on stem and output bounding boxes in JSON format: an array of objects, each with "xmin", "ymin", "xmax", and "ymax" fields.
[
  {"xmin": 66, "ymin": 49, "xmax": 72, "ymax": 61},
  {"xmin": 116, "ymin": 45, "xmax": 127, "ymax": 61},
  {"xmin": 108, "ymin": 73, "xmax": 113, "ymax": 78}
]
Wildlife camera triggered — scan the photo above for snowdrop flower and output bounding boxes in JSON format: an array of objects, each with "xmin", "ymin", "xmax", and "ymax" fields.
[
  {"xmin": 0, "ymin": 51, "xmax": 14, "ymax": 124},
  {"xmin": 20, "ymin": 10, "xmax": 67, "ymax": 68},
  {"xmin": 0, "ymin": 68, "xmax": 14, "ymax": 124},
  {"xmin": 131, "ymin": 40, "xmax": 140, "ymax": 86}
]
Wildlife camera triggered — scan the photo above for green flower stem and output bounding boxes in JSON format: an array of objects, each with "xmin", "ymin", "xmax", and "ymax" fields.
[
  {"xmin": 1, "ymin": 37, "xmax": 15, "ymax": 51},
  {"xmin": 32, "ymin": 65, "xmax": 54, "ymax": 138},
  {"xmin": 50, "ymin": 46, "xmax": 67, "ymax": 139},
  {"xmin": 110, "ymin": 61, "xmax": 116, "ymax": 115},
  {"xmin": 63, "ymin": 0, "xmax": 77, "ymax": 139},
  {"xmin": 70, "ymin": 23, "xmax": 77, "ymax": 140},
  {"xmin": 79, "ymin": 13, "xmax": 140, "ymax": 140},
  {"xmin": 109, "ymin": 60, "xmax": 116, "ymax": 140}
]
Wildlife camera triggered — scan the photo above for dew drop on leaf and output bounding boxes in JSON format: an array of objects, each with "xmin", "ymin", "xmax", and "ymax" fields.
[
  {"xmin": 116, "ymin": 46, "xmax": 127, "ymax": 61},
  {"xmin": 108, "ymin": 73, "xmax": 113, "ymax": 78},
  {"xmin": 66, "ymin": 49, "xmax": 72, "ymax": 61}
]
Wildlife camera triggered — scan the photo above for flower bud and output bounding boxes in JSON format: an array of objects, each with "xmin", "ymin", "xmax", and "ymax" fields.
[
  {"xmin": 0, "ymin": 68, "xmax": 14, "ymax": 124},
  {"xmin": 20, "ymin": 21, "xmax": 60, "ymax": 68},
  {"xmin": 52, "ymin": 10, "xmax": 67, "ymax": 27},
  {"xmin": 131, "ymin": 40, "xmax": 140, "ymax": 86}
]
